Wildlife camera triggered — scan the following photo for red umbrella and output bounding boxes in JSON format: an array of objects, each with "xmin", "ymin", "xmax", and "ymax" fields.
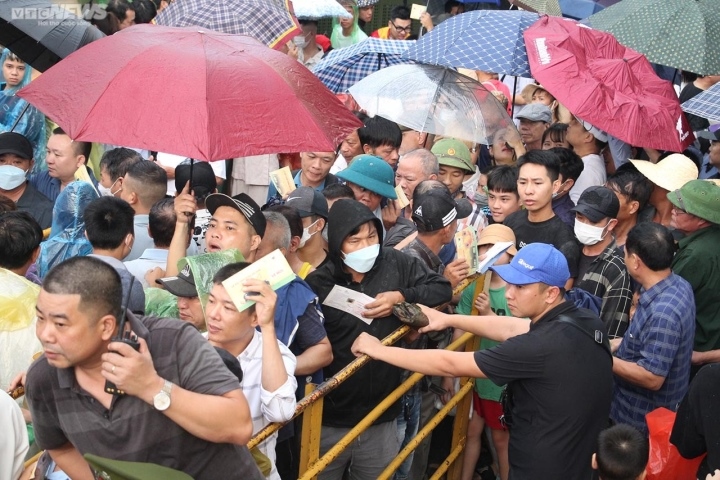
[
  {"xmin": 523, "ymin": 16, "xmax": 694, "ymax": 152},
  {"xmin": 18, "ymin": 25, "xmax": 362, "ymax": 161}
]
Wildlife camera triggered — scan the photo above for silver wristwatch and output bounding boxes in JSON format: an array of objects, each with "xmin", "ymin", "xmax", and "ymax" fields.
[{"xmin": 153, "ymin": 379, "xmax": 173, "ymax": 411}]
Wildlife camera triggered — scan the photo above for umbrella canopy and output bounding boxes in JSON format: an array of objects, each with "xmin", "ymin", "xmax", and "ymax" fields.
[
  {"xmin": 558, "ymin": 0, "xmax": 603, "ymax": 19},
  {"xmin": 18, "ymin": 25, "xmax": 362, "ymax": 161},
  {"xmin": 292, "ymin": 0, "xmax": 352, "ymax": 20},
  {"xmin": 313, "ymin": 38, "xmax": 415, "ymax": 94},
  {"xmin": 402, "ymin": 10, "xmax": 539, "ymax": 77},
  {"xmin": 357, "ymin": 0, "xmax": 380, "ymax": 6},
  {"xmin": 681, "ymin": 82, "xmax": 720, "ymax": 124},
  {"xmin": 348, "ymin": 63, "xmax": 516, "ymax": 145},
  {"xmin": 155, "ymin": 0, "xmax": 300, "ymax": 50},
  {"xmin": 523, "ymin": 16, "xmax": 694, "ymax": 152},
  {"xmin": 0, "ymin": 0, "xmax": 104, "ymax": 72},
  {"xmin": 509, "ymin": 0, "xmax": 562, "ymax": 17},
  {"xmin": 585, "ymin": 0, "xmax": 720, "ymax": 75}
]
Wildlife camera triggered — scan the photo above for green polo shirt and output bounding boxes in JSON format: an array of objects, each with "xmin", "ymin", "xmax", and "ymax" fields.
[{"xmin": 671, "ymin": 224, "xmax": 720, "ymax": 351}]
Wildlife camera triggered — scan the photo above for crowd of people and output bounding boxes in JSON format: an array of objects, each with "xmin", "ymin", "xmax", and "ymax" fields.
[{"xmin": 2, "ymin": 1, "xmax": 720, "ymax": 480}]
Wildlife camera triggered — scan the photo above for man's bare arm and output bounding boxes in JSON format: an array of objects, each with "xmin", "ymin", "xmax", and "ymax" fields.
[
  {"xmin": 352, "ymin": 333, "xmax": 485, "ymax": 378},
  {"xmin": 296, "ymin": 337, "xmax": 333, "ymax": 376},
  {"xmin": 48, "ymin": 443, "xmax": 94, "ymax": 480},
  {"xmin": 418, "ymin": 305, "xmax": 530, "ymax": 342},
  {"xmin": 102, "ymin": 339, "xmax": 254, "ymax": 445}
]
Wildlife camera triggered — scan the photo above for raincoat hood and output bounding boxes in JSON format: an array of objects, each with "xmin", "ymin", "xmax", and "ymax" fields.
[{"xmin": 327, "ymin": 199, "xmax": 383, "ymax": 270}]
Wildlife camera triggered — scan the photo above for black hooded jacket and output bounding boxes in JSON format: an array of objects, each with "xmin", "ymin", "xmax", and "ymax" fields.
[{"xmin": 306, "ymin": 199, "xmax": 452, "ymax": 427}]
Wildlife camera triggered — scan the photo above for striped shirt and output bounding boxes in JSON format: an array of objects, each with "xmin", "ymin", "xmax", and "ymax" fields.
[
  {"xmin": 610, "ymin": 273, "xmax": 696, "ymax": 435},
  {"xmin": 575, "ymin": 241, "xmax": 633, "ymax": 338},
  {"xmin": 238, "ymin": 330, "xmax": 297, "ymax": 480}
]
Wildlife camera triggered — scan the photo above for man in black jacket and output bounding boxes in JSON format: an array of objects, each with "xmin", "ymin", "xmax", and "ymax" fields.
[{"xmin": 305, "ymin": 199, "xmax": 452, "ymax": 480}]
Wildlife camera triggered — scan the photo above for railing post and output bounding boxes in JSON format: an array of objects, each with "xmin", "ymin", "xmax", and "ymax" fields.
[
  {"xmin": 447, "ymin": 335, "xmax": 480, "ymax": 480},
  {"xmin": 299, "ymin": 382, "xmax": 323, "ymax": 480}
]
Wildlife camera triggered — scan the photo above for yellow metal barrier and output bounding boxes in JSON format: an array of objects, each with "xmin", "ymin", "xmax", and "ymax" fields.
[{"xmin": 247, "ymin": 327, "xmax": 479, "ymax": 480}]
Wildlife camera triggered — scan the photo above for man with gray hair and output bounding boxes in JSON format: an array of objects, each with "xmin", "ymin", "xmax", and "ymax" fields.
[{"xmin": 384, "ymin": 148, "xmax": 439, "ymax": 247}]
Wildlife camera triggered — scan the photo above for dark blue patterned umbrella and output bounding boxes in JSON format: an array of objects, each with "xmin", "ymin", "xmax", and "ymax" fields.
[
  {"xmin": 155, "ymin": 0, "xmax": 300, "ymax": 49},
  {"xmin": 402, "ymin": 10, "xmax": 539, "ymax": 78},
  {"xmin": 682, "ymin": 83, "xmax": 720, "ymax": 124},
  {"xmin": 313, "ymin": 38, "xmax": 415, "ymax": 94}
]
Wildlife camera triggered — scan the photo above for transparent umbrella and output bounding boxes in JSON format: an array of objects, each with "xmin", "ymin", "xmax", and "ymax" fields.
[{"xmin": 348, "ymin": 64, "xmax": 516, "ymax": 145}]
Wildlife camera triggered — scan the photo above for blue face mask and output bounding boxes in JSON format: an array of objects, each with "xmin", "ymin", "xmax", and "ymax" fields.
[
  {"xmin": 342, "ymin": 243, "xmax": 380, "ymax": 273},
  {"xmin": 0, "ymin": 164, "xmax": 27, "ymax": 190}
]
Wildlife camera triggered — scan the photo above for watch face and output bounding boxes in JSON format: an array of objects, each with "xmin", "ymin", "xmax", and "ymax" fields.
[{"xmin": 154, "ymin": 392, "xmax": 171, "ymax": 411}]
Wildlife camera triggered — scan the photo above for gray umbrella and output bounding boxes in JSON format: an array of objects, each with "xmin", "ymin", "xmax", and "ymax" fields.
[{"xmin": 0, "ymin": 0, "xmax": 104, "ymax": 72}]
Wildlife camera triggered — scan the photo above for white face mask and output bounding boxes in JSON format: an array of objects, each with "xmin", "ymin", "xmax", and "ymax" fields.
[
  {"xmin": 97, "ymin": 184, "xmax": 114, "ymax": 196},
  {"xmin": 299, "ymin": 219, "xmax": 320, "ymax": 248},
  {"xmin": 0, "ymin": 164, "xmax": 28, "ymax": 190},
  {"xmin": 293, "ymin": 35, "xmax": 307, "ymax": 49},
  {"xmin": 574, "ymin": 219, "xmax": 609, "ymax": 246},
  {"xmin": 342, "ymin": 243, "xmax": 380, "ymax": 273}
]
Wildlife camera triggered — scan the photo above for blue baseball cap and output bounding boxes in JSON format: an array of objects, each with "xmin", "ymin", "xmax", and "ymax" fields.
[{"xmin": 490, "ymin": 243, "xmax": 569, "ymax": 288}]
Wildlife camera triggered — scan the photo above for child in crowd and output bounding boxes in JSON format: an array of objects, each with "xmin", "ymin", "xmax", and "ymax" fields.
[
  {"xmin": 456, "ymin": 224, "xmax": 517, "ymax": 480},
  {"xmin": 485, "ymin": 165, "xmax": 521, "ymax": 225},
  {"xmin": 592, "ymin": 424, "xmax": 648, "ymax": 480}
]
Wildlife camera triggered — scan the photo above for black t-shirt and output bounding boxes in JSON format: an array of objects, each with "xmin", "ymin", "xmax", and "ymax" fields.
[
  {"xmin": 577, "ymin": 252, "xmax": 599, "ymax": 282},
  {"xmin": 474, "ymin": 303, "xmax": 613, "ymax": 480},
  {"xmin": 504, "ymin": 210, "xmax": 581, "ymax": 277},
  {"xmin": 671, "ymin": 363, "xmax": 720, "ymax": 478}
]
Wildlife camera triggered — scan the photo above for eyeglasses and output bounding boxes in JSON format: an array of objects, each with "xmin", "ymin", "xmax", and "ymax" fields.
[
  {"xmin": 390, "ymin": 20, "xmax": 412, "ymax": 34},
  {"xmin": 672, "ymin": 190, "xmax": 691, "ymax": 216}
]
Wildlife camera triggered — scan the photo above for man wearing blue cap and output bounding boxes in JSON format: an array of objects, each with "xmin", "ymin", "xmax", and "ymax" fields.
[{"xmin": 352, "ymin": 243, "xmax": 613, "ymax": 480}]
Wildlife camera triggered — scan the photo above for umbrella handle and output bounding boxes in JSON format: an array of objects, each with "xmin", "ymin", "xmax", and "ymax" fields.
[
  {"xmin": 10, "ymin": 103, "xmax": 31, "ymax": 132},
  {"xmin": 510, "ymin": 76, "xmax": 517, "ymax": 118}
]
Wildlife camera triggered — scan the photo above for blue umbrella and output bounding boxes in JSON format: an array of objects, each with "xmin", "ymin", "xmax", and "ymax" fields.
[
  {"xmin": 312, "ymin": 38, "xmax": 415, "ymax": 94},
  {"xmin": 402, "ymin": 10, "xmax": 539, "ymax": 77},
  {"xmin": 682, "ymin": 82, "xmax": 720, "ymax": 124}
]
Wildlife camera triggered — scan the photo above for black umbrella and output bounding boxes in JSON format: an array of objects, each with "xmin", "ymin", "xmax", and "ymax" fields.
[{"xmin": 0, "ymin": 0, "xmax": 105, "ymax": 72}]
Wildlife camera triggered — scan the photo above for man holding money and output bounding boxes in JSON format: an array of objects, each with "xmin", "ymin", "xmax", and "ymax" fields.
[{"xmin": 266, "ymin": 151, "xmax": 340, "ymax": 204}]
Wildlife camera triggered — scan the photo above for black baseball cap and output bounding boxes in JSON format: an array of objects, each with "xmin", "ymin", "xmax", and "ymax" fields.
[
  {"xmin": 205, "ymin": 192, "xmax": 266, "ymax": 238},
  {"xmin": 285, "ymin": 186, "xmax": 329, "ymax": 219},
  {"xmin": 571, "ymin": 186, "xmax": 620, "ymax": 222},
  {"xmin": 0, "ymin": 132, "xmax": 33, "ymax": 160},
  {"xmin": 175, "ymin": 160, "xmax": 217, "ymax": 199},
  {"xmin": 156, "ymin": 264, "xmax": 198, "ymax": 298},
  {"xmin": 412, "ymin": 189, "xmax": 472, "ymax": 232}
]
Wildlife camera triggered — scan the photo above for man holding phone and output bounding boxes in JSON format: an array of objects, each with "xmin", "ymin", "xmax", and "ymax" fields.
[{"xmin": 23, "ymin": 257, "xmax": 263, "ymax": 480}]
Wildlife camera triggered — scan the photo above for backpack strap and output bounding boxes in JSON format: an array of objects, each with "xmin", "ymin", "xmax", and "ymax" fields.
[{"xmin": 555, "ymin": 314, "xmax": 612, "ymax": 359}]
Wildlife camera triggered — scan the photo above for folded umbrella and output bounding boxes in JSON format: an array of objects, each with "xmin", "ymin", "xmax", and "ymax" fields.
[
  {"xmin": 402, "ymin": 10, "xmax": 539, "ymax": 77},
  {"xmin": 0, "ymin": 0, "xmax": 104, "ymax": 72},
  {"xmin": 585, "ymin": 0, "xmax": 720, "ymax": 75},
  {"xmin": 313, "ymin": 38, "xmax": 415, "ymax": 94},
  {"xmin": 348, "ymin": 63, "xmax": 516, "ymax": 146},
  {"xmin": 681, "ymin": 82, "xmax": 720, "ymax": 125},
  {"xmin": 155, "ymin": 0, "xmax": 300, "ymax": 50},
  {"xmin": 523, "ymin": 16, "xmax": 694, "ymax": 152},
  {"xmin": 18, "ymin": 25, "xmax": 362, "ymax": 161}
]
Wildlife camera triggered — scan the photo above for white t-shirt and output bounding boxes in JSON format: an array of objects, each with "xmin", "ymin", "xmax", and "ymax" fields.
[
  {"xmin": 569, "ymin": 153, "xmax": 607, "ymax": 204},
  {"xmin": 157, "ymin": 153, "xmax": 226, "ymax": 196}
]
